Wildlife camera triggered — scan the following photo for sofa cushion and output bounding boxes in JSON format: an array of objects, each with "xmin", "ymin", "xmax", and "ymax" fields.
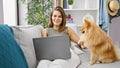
[
  {"xmin": 0, "ymin": 24, "xmax": 28, "ymax": 68},
  {"xmin": 12, "ymin": 25, "xmax": 43, "ymax": 68}
]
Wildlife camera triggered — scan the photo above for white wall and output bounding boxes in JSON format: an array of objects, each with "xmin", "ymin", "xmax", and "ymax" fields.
[
  {"xmin": 3, "ymin": 0, "xmax": 17, "ymax": 26},
  {"xmin": 18, "ymin": 1, "xmax": 28, "ymax": 25},
  {"xmin": 0, "ymin": 0, "xmax": 4, "ymax": 23}
]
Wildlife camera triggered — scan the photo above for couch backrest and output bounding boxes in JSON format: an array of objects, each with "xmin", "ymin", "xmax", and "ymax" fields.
[
  {"xmin": 12, "ymin": 25, "xmax": 43, "ymax": 68},
  {"xmin": 108, "ymin": 16, "xmax": 120, "ymax": 47}
]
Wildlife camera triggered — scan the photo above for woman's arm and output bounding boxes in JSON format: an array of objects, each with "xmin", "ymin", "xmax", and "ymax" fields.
[
  {"xmin": 41, "ymin": 29, "xmax": 47, "ymax": 37},
  {"xmin": 67, "ymin": 27, "xmax": 80, "ymax": 43},
  {"xmin": 67, "ymin": 27, "xmax": 84, "ymax": 48}
]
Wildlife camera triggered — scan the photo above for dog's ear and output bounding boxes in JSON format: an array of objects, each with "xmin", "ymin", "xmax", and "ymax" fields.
[{"xmin": 84, "ymin": 18, "xmax": 91, "ymax": 27}]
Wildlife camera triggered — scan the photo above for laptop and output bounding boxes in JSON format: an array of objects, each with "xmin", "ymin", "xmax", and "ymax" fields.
[{"xmin": 33, "ymin": 35, "xmax": 71, "ymax": 61}]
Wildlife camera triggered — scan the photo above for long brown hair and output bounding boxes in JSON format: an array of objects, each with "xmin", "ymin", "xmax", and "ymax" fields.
[{"xmin": 48, "ymin": 6, "xmax": 66, "ymax": 32}]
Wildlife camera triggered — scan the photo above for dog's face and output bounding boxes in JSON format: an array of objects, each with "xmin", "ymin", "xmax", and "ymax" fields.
[
  {"xmin": 80, "ymin": 18, "xmax": 93, "ymax": 47},
  {"xmin": 80, "ymin": 18, "xmax": 98, "ymax": 47},
  {"xmin": 81, "ymin": 18, "xmax": 92, "ymax": 34}
]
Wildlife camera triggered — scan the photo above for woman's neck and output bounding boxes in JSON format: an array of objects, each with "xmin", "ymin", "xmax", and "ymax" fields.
[{"xmin": 53, "ymin": 26, "xmax": 60, "ymax": 30}]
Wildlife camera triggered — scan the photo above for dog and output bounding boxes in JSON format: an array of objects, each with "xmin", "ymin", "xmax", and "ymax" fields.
[{"xmin": 80, "ymin": 18, "xmax": 120, "ymax": 65}]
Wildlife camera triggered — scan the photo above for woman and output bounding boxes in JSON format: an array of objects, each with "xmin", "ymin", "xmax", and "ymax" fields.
[
  {"xmin": 41, "ymin": 6, "xmax": 84, "ymax": 48},
  {"xmin": 38, "ymin": 6, "xmax": 84, "ymax": 68}
]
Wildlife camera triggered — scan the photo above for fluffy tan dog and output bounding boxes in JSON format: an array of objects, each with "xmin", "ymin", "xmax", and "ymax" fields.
[{"xmin": 80, "ymin": 18, "xmax": 119, "ymax": 65}]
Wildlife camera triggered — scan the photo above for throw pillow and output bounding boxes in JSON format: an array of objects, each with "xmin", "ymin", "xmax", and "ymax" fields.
[
  {"xmin": 12, "ymin": 25, "xmax": 43, "ymax": 68},
  {"xmin": 0, "ymin": 24, "xmax": 28, "ymax": 68}
]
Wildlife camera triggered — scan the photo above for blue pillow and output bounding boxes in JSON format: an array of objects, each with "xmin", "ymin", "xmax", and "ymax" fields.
[{"xmin": 0, "ymin": 24, "xmax": 28, "ymax": 68}]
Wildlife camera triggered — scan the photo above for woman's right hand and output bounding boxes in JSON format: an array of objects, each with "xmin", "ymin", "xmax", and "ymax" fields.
[{"xmin": 79, "ymin": 40, "xmax": 86, "ymax": 49}]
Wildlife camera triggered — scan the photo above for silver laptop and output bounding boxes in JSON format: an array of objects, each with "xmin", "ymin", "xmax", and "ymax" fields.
[{"xmin": 33, "ymin": 35, "xmax": 71, "ymax": 61}]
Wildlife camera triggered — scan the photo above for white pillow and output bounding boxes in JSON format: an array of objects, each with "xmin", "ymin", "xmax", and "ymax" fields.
[{"xmin": 12, "ymin": 25, "xmax": 43, "ymax": 68}]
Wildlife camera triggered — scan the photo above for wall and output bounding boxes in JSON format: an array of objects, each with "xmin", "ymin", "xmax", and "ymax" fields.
[
  {"xmin": 0, "ymin": 0, "xmax": 28, "ymax": 25},
  {"xmin": 18, "ymin": 1, "xmax": 28, "ymax": 25},
  {"xmin": 3, "ymin": 0, "xmax": 17, "ymax": 26},
  {"xmin": 0, "ymin": 0, "xmax": 4, "ymax": 23}
]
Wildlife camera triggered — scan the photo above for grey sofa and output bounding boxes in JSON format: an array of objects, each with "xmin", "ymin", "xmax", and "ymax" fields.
[
  {"xmin": 78, "ymin": 49, "xmax": 120, "ymax": 68},
  {"xmin": 0, "ymin": 24, "xmax": 120, "ymax": 68},
  {"xmin": 12, "ymin": 24, "xmax": 120, "ymax": 68}
]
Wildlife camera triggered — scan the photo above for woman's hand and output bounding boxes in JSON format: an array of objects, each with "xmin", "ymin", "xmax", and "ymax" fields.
[{"xmin": 78, "ymin": 40, "xmax": 86, "ymax": 49}]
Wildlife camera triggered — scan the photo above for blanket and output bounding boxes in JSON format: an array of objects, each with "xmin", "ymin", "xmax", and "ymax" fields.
[
  {"xmin": 0, "ymin": 24, "xmax": 28, "ymax": 68},
  {"xmin": 37, "ymin": 46, "xmax": 84, "ymax": 68}
]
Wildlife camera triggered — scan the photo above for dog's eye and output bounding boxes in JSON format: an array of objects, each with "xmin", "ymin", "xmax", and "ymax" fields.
[
  {"xmin": 81, "ymin": 27, "xmax": 85, "ymax": 34},
  {"xmin": 82, "ymin": 31, "xmax": 85, "ymax": 34}
]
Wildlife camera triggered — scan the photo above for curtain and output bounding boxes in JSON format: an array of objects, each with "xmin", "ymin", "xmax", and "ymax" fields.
[
  {"xmin": 99, "ymin": 0, "xmax": 110, "ymax": 33},
  {"xmin": 117, "ymin": 0, "xmax": 120, "ymax": 16}
]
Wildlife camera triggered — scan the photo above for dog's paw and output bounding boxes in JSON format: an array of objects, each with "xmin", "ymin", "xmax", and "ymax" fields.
[
  {"xmin": 96, "ymin": 60, "xmax": 102, "ymax": 63},
  {"xmin": 89, "ymin": 61, "xmax": 95, "ymax": 65}
]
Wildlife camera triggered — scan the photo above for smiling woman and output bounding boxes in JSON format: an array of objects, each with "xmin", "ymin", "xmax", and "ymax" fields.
[{"xmin": 51, "ymin": 11, "xmax": 62, "ymax": 26}]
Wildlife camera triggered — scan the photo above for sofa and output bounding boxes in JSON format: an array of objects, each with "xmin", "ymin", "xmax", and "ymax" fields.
[
  {"xmin": 0, "ymin": 24, "xmax": 44, "ymax": 68},
  {"xmin": 0, "ymin": 24, "xmax": 120, "ymax": 68}
]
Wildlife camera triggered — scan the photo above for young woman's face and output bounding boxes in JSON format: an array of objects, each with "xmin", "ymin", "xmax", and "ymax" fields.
[{"xmin": 52, "ymin": 10, "xmax": 62, "ymax": 26}]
